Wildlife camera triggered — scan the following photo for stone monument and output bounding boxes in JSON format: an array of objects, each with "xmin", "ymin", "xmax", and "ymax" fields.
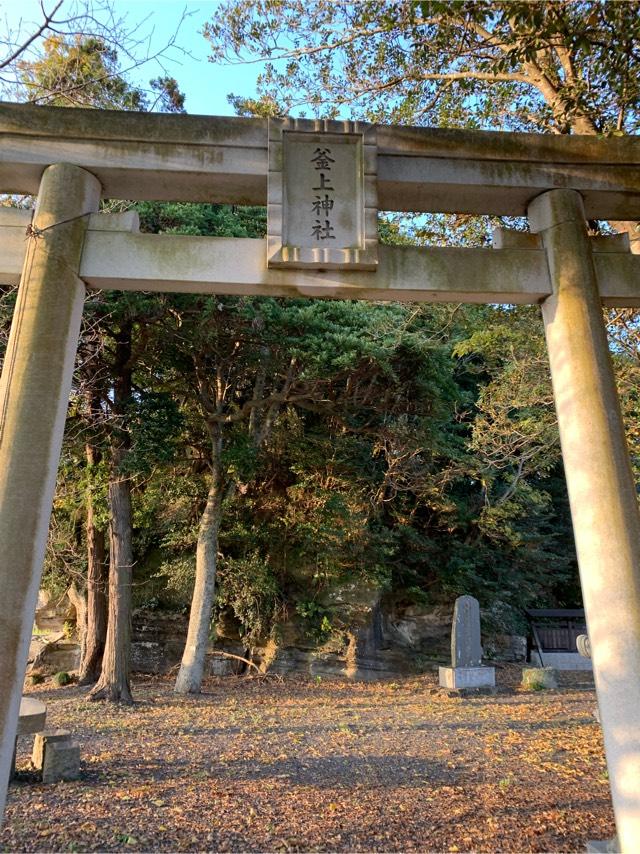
[{"xmin": 439, "ymin": 595, "xmax": 495, "ymax": 690}]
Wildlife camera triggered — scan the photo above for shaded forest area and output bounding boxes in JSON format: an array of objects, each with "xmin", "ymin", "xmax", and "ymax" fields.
[
  {"xmin": 21, "ymin": 197, "xmax": 587, "ymax": 665},
  {"xmin": 49, "ymin": 206, "xmax": 583, "ymax": 622}
]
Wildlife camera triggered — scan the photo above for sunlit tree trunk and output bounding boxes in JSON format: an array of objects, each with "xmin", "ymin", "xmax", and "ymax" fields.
[{"xmin": 174, "ymin": 423, "xmax": 223, "ymax": 694}]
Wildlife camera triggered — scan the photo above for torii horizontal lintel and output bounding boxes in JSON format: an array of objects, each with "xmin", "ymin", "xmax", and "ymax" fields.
[
  {"xmin": 1, "ymin": 102, "xmax": 639, "ymax": 219},
  {"xmin": 1, "ymin": 210, "xmax": 638, "ymax": 307}
]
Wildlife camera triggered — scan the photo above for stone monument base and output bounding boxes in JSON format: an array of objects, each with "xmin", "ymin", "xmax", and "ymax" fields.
[
  {"xmin": 439, "ymin": 665, "xmax": 495, "ymax": 690},
  {"xmin": 585, "ymin": 837, "xmax": 619, "ymax": 853}
]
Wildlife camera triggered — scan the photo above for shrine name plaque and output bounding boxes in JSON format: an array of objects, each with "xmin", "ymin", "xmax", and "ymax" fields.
[{"xmin": 268, "ymin": 118, "xmax": 378, "ymax": 271}]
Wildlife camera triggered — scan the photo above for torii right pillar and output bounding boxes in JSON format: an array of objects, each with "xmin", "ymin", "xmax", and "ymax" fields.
[{"xmin": 529, "ymin": 188, "xmax": 640, "ymax": 852}]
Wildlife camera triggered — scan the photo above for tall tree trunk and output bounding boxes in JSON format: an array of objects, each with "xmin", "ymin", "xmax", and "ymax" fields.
[
  {"xmin": 174, "ymin": 424, "xmax": 224, "ymax": 695},
  {"xmin": 90, "ymin": 324, "xmax": 134, "ymax": 704},
  {"xmin": 78, "ymin": 443, "xmax": 108, "ymax": 685},
  {"xmin": 89, "ymin": 448, "xmax": 133, "ymax": 703}
]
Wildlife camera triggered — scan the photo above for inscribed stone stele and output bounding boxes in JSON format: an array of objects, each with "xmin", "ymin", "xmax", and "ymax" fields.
[{"xmin": 451, "ymin": 595, "xmax": 483, "ymax": 668}]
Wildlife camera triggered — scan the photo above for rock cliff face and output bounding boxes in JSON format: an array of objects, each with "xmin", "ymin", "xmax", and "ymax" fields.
[
  {"xmin": 127, "ymin": 581, "xmax": 525, "ymax": 679},
  {"xmin": 27, "ymin": 590, "xmax": 80, "ymax": 675},
  {"xmin": 30, "ymin": 584, "xmax": 526, "ymax": 680},
  {"xmin": 130, "ymin": 611, "xmax": 188, "ymax": 674}
]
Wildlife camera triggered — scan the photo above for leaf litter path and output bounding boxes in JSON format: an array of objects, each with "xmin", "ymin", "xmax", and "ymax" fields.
[{"xmin": 2, "ymin": 669, "xmax": 614, "ymax": 852}]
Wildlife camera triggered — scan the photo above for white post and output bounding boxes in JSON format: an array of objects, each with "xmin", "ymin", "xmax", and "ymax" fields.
[
  {"xmin": 0, "ymin": 163, "xmax": 100, "ymax": 822},
  {"xmin": 529, "ymin": 188, "xmax": 640, "ymax": 853}
]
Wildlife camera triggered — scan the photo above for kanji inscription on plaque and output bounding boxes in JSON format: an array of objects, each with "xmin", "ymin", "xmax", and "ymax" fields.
[{"xmin": 268, "ymin": 118, "xmax": 378, "ymax": 270}]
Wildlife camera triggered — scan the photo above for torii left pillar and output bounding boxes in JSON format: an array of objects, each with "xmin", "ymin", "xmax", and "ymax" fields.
[{"xmin": 0, "ymin": 163, "xmax": 100, "ymax": 822}]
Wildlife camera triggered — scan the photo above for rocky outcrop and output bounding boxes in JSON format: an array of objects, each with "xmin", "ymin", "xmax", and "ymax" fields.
[
  {"xmin": 28, "ymin": 633, "xmax": 80, "ymax": 675},
  {"xmin": 29, "ymin": 585, "xmax": 527, "ymax": 680},
  {"xmin": 34, "ymin": 589, "xmax": 75, "ymax": 634},
  {"xmin": 28, "ymin": 590, "xmax": 79, "ymax": 675},
  {"xmin": 384, "ymin": 604, "xmax": 452, "ymax": 660},
  {"xmin": 130, "ymin": 610, "xmax": 188, "ymax": 674},
  {"xmin": 484, "ymin": 633, "xmax": 527, "ymax": 662}
]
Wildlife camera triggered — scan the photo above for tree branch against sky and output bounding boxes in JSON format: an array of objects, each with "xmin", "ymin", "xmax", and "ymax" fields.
[
  {"xmin": 0, "ymin": 0, "xmax": 192, "ymax": 104},
  {"xmin": 205, "ymin": 1, "xmax": 640, "ymax": 134}
]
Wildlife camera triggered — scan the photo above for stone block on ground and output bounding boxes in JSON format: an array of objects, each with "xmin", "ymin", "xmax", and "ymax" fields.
[
  {"xmin": 439, "ymin": 665, "xmax": 495, "ymax": 690},
  {"xmin": 17, "ymin": 696, "xmax": 47, "ymax": 735},
  {"xmin": 208, "ymin": 655, "xmax": 240, "ymax": 676},
  {"xmin": 42, "ymin": 739, "xmax": 80, "ymax": 783},
  {"xmin": 32, "ymin": 729, "xmax": 71, "ymax": 770},
  {"xmin": 521, "ymin": 666, "xmax": 558, "ymax": 690},
  {"xmin": 585, "ymin": 837, "xmax": 619, "ymax": 853},
  {"xmin": 529, "ymin": 650, "xmax": 592, "ymax": 671}
]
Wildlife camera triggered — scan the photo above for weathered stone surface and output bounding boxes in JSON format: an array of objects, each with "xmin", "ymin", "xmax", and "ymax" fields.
[
  {"xmin": 208, "ymin": 655, "xmax": 240, "ymax": 677},
  {"xmin": 577, "ymin": 634, "xmax": 592, "ymax": 658},
  {"xmin": 0, "ymin": 163, "xmax": 100, "ymax": 821},
  {"xmin": 451, "ymin": 595, "xmax": 483, "ymax": 668},
  {"xmin": 17, "ymin": 697, "xmax": 46, "ymax": 736},
  {"xmin": 116, "ymin": 600, "xmax": 531, "ymax": 681},
  {"xmin": 33, "ymin": 588, "xmax": 74, "ymax": 634},
  {"xmin": 4, "ymin": 208, "xmax": 638, "ymax": 306},
  {"xmin": 532, "ymin": 189, "xmax": 640, "ymax": 852},
  {"xmin": 31, "ymin": 729, "xmax": 71, "ymax": 770},
  {"xmin": 42, "ymin": 740, "xmax": 80, "ymax": 783},
  {"xmin": 131, "ymin": 610, "xmax": 188, "ymax": 674},
  {"xmin": 529, "ymin": 651, "xmax": 592, "ymax": 671},
  {"xmin": 260, "ymin": 582, "xmax": 411, "ymax": 680},
  {"xmin": 268, "ymin": 120, "xmax": 377, "ymax": 271},
  {"xmin": 78, "ymin": 231, "xmax": 553, "ymax": 304},
  {"xmin": 29, "ymin": 640, "xmax": 79, "ymax": 675},
  {"xmin": 521, "ymin": 667, "xmax": 558, "ymax": 690},
  {"xmin": 4, "ymin": 103, "xmax": 640, "ymax": 219},
  {"xmin": 437, "ymin": 596, "xmax": 496, "ymax": 690},
  {"xmin": 585, "ymin": 837, "xmax": 620, "ymax": 853},
  {"xmin": 386, "ymin": 604, "xmax": 451, "ymax": 654},
  {"xmin": 438, "ymin": 666, "xmax": 495, "ymax": 690},
  {"xmin": 27, "ymin": 589, "xmax": 80, "ymax": 676}
]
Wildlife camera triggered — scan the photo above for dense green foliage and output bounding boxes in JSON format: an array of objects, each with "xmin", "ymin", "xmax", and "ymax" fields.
[{"xmin": 40, "ymin": 197, "xmax": 583, "ymax": 643}]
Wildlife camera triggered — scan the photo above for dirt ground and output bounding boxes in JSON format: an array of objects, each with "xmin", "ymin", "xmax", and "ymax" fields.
[{"xmin": 1, "ymin": 667, "xmax": 615, "ymax": 853}]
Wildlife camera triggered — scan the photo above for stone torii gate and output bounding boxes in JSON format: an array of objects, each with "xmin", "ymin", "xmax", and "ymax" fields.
[{"xmin": 1, "ymin": 103, "xmax": 640, "ymax": 849}]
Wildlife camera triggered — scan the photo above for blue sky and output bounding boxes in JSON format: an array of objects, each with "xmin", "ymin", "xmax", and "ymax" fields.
[{"xmin": 1, "ymin": 0, "xmax": 262, "ymax": 115}]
